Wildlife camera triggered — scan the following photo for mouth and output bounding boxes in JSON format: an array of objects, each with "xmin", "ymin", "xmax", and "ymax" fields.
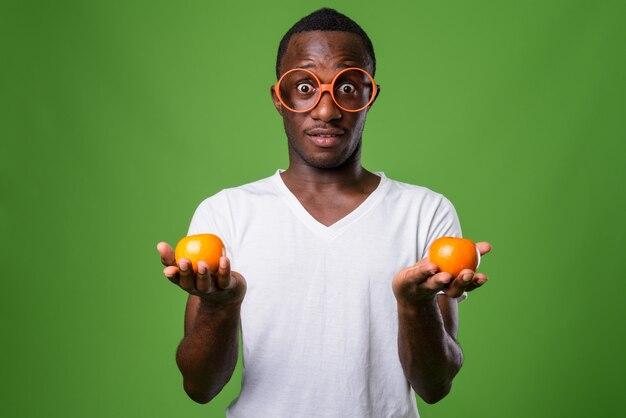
[{"xmin": 305, "ymin": 128, "xmax": 345, "ymax": 148}]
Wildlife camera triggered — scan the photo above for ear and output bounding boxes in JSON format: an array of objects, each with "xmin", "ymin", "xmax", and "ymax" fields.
[
  {"xmin": 367, "ymin": 85, "xmax": 381, "ymax": 110},
  {"xmin": 373, "ymin": 84, "xmax": 381, "ymax": 104},
  {"xmin": 270, "ymin": 84, "xmax": 284, "ymax": 115}
]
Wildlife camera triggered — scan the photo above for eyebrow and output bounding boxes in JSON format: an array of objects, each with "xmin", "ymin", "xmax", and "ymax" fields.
[{"xmin": 296, "ymin": 63, "xmax": 358, "ymax": 70}]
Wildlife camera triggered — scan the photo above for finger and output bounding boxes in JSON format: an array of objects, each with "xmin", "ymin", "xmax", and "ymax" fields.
[
  {"xmin": 196, "ymin": 261, "xmax": 212, "ymax": 294},
  {"xmin": 163, "ymin": 265, "xmax": 179, "ymax": 285},
  {"xmin": 397, "ymin": 262, "xmax": 439, "ymax": 285},
  {"xmin": 413, "ymin": 258, "xmax": 434, "ymax": 267},
  {"xmin": 476, "ymin": 242, "xmax": 492, "ymax": 256},
  {"xmin": 157, "ymin": 242, "xmax": 177, "ymax": 266},
  {"xmin": 444, "ymin": 269, "xmax": 474, "ymax": 298},
  {"xmin": 420, "ymin": 271, "xmax": 453, "ymax": 292},
  {"xmin": 215, "ymin": 256, "xmax": 233, "ymax": 290},
  {"xmin": 178, "ymin": 258, "xmax": 196, "ymax": 293},
  {"xmin": 465, "ymin": 273, "xmax": 489, "ymax": 292}
]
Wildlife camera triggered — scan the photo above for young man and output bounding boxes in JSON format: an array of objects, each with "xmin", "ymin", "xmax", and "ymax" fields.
[{"xmin": 158, "ymin": 8, "xmax": 491, "ymax": 418}]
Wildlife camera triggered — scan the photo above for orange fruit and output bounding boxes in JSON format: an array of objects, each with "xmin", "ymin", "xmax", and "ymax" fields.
[
  {"xmin": 428, "ymin": 236, "xmax": 479, "ymax": 277},
  {"xmin": 175, "ymin": 233, "xmax": 224, "ymax": 274}
]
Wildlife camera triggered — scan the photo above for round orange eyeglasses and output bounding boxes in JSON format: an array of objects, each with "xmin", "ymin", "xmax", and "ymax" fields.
[{"xmin": 274, "ymin": 67, "xmax": 378, "ymax": 113}]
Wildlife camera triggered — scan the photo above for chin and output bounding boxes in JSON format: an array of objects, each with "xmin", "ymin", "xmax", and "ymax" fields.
[
  {"xmin": 303, "ymin": 156, "xmax": 348, "ymax": 169},
  {"xmin": 284, "ymin": 123, "xmax": 364, "ymax": 169},
  {"xmin": 294, "ymin": 143, "xmax": 362, "ymax": 169}
]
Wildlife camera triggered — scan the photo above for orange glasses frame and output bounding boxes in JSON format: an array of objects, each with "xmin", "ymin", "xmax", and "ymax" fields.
[{"xmin": 274, "ymin": 67, "xmax": 378, "ymax": 113}]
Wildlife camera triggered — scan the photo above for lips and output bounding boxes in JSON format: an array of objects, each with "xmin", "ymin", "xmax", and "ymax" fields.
[
  {"xmin": 305, "ymin": 127, "xmax": 345, "ymax": 147},
  {"xmin": 305, "ymin": 128, "xmax": 345, "ymax": 136}
]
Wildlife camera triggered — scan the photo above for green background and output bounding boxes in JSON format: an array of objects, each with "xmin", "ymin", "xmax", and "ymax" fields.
[{"xmin": 2, "ymin": 0, "xmax": 625, "ymax": 417}]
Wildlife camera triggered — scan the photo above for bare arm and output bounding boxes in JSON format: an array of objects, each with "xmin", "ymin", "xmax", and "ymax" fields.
[
  {"xmin": 158, "ymin": 242, "xmax": 247, "ymax": 404},
  {"xmin": 396, "ymin": 293, "xmax": 462, "ymax": 403},
  {"xmin": 392, "ymin": 242, "xmax": 491, "ymax": 404},
  {"xmin": 175, "ymin": 295, "xmax": 242, "ymax": 403}
]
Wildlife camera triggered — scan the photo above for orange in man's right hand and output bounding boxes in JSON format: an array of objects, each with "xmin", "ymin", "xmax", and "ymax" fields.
[
  {"xmin": 428, "ymin": 236, "xmax": 479, "ymax": 278},
  {"xmin": 175, "ymin": 233, "xmax": 224, "ymax": 274}
]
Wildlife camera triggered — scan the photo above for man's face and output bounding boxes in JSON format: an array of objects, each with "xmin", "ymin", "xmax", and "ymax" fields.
[{"xmin": 271, "ymin": 31, "xmax": 378, "ymax": 170}]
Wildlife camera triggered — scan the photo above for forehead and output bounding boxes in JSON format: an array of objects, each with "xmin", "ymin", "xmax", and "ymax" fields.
[{"xmin": 280, "ymin": 31, "xmax": 371, "ymax": 75}]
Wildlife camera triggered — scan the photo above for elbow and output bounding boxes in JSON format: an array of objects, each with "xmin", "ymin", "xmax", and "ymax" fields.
[
  {"xmin": 418, "ymin": 353, "xmax": 463, "ymax": 404},
  {"xmin": 417, "ymin": 382, "xmax": 452, "ymax": 404},
  {"xmin": 179, "ymin": 369, "xmax": 234, "ymax": 404},
  {"xmin": 188, "ymin": 394, "xmax": 212, "ymax": 405},
  {"xmin": 182, "ymin": 381, "xmax": 216, "ymax": 404}
]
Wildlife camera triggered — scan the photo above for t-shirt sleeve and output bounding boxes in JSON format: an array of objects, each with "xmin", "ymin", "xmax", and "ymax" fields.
[
  {"xmin": 422, "ymin": 195, "xmax": 467, "ymax": 303},
  {"xmin": 423, "ymin": 196, "xmax": 463, "ymax": 249},
  {"xmin": 186, "ymin": 190, "xmax": 236, "ymax": 260}
]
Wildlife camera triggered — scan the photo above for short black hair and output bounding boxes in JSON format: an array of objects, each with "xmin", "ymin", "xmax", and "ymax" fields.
[{"xmin": 275, "ymin": 8, "xmax": 376, "ymax": 79}]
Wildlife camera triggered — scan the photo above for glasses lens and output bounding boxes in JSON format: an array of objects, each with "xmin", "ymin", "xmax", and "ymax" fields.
[
  {"xmin": 278, "ymin": 70, "xmax": 320, "ymax": 111},
  {"xmin": 333, "ymin": 69, "xmax": 374, "ymax": 111}
]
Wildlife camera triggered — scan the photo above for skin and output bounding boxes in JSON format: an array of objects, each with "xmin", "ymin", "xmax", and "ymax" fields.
[
  {"xmin": 391, "ymin": 244, "xmax": 491, "ymax": 403},
  {"xmin": 157, "ymin": 30, "xmax": 492, "ymax": 405},
  {"xmin": 156, "ymin": 245, "xmax": 246, "ymax": 403},
  {"xmin": 270, "ymin": 31, "xmax": 381, "ymax": 226}
]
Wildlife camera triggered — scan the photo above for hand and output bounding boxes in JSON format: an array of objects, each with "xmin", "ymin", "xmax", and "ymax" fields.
[
  {"xmin": 157, "ymin": 242, "xmax": 247, "ymax": 307},
  {"xmin": 392, "ymin": 242, "xmax": 491, "ymax": 304}
]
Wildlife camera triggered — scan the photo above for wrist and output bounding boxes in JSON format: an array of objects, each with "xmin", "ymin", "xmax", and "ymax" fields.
[
  {"xmin": 397, "ymin": 293, "xmax": 437, "ymax": 312},
  {"xmin": 198, "ymin": 297, "xmax": 243, "ymax": 316},
  {"xmin": 397, "ymin": 293, "xmax": 438, "ymax": 315}
]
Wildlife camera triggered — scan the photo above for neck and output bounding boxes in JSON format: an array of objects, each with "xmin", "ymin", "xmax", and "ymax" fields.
[
  {"xmin": 281, "ymin": 159, "xmax": 380, "ymax": 195},
  {"xmin": 286, "ymin": 158, "xmax": 362, "ymax": 182}
]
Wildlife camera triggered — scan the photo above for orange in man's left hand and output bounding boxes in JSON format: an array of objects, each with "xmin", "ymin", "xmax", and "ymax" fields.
[
  {"xmin": 175, "ymin": 234, "xmax": 224, "ymax": 274},
  {"xmin": 428, "ymin": 236, "xmax": 479, "ymax": 278}
]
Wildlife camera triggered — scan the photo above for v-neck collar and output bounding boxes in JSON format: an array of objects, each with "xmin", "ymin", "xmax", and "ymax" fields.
[{"xmin": 270, "ymin": 169, "xmax": 391, "ymax": 241}]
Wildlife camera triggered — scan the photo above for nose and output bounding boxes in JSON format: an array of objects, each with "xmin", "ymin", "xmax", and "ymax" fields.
[{"xmin": 310, "ymin": 91, "xmax": 342, "ymax": 122}]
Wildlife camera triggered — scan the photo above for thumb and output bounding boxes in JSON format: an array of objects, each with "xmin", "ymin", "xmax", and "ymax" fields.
[
  {"xmin": 397, "ymin": 262, "xmax": 438, "ymax": 285},
  {"xmin": 476, "ymin": 242, "xmax": 492, "ymax": 256},
  {"xmin": 157, "ymin": 242, "xmax": 176, "ymax": 266}
]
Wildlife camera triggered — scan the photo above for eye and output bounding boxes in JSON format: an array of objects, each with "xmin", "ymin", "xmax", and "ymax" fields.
[
  {"xmin": 337, "ymin": 83, "xmax": 356, "ymax": 94},
  {"xmin": 296, "ymin": 83, "xmax": 316, "ymax": 94}
]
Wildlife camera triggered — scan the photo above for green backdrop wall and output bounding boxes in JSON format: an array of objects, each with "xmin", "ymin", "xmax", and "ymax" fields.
[{"xmin": 2, "ymin": 1, "xmax": 625, "ymax": 417}]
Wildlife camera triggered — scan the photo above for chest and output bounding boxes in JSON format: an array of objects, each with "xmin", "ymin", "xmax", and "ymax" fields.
[
  {"xmin": 232, "ymin": 201, "xmax": 420, "ymax": 299},
  {"xmin": 296, "ymin": 191, "xmax": 371, "ymax": 227}
]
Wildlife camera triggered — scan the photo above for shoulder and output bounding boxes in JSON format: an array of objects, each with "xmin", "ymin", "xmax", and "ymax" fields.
[
  {"xmin": 187, "ymin": 172, "xmax": 281, "ymax": 237},
  {"xmin": 195, "ymin": 171, "xmax": 281, "ymax": 211},
  {"xmin": 382, "ymin": 174, "xmax": 454, "ymax": 210}
]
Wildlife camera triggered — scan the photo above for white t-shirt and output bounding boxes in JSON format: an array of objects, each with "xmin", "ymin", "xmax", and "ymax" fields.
[{"xmin": 188, "ymin": 170, "xmax": 463, "ymax": 418}]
